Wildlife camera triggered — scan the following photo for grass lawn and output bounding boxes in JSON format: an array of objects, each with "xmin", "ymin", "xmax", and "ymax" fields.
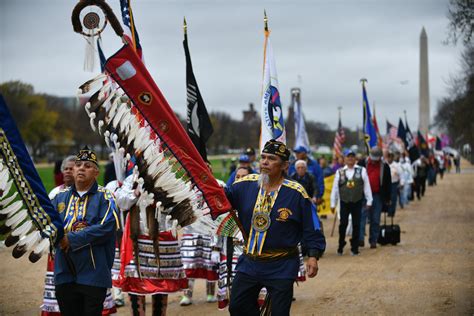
[{"xmin": 35, "ymin": 157, "xmax": 232, "ymax": 193}]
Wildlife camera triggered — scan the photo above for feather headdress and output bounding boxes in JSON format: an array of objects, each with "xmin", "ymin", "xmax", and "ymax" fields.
[
  {"xmin": 0, "ymin": 95, "xmax": 63, "ymax": 262},
  {"xmin": 77, "ymin": 45, "xmax": 231, "ymax": 232}
]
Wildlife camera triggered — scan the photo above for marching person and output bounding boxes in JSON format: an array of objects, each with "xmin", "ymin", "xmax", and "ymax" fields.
[
  {"xmin": 330, "ymin": 149, "xmax": 373, "ymax": 256},
  {"xmin": 387, "ymin": 152, "xmax": 403, "ymax": 216},
  {"xmin": 179, "ymin": 163, "xmax": 225, "ymax": 306},
  {"xmin": 399, "ymin": 153, "xmax": 414, "ymax": 208},
  {"xmin": 42, "ymin": 155, "xmax": 116, "ymax": 315},
  {"xmin": 357, "ymin": 147, "xmax": 391, "ymax": 249},
  {"xmin": 413, "ymin": 156, "xmax": 428, "ymax": 200},
  {"xmin": 48, "ymin": 156, "xmax": 76, "ymax": 200},
  {"xmin": 216, "ymin": 166, "xmax": 252, "ymax": 310},
  {"xmin": 52, "ymin": 147, "xmax": 119, "ymax": 316},
  {"xmin": 288, "ymin": 146, "xmax": 324, "ymax": 205},
  {"xmin": 226, "ymin": 154, "xmax": 256, "ymax": 187},
  {"xmin": 226, "ymin": 140, "xmax": 326, "ymax": 316},
  {"xmin": 290, "ymin": 160, "xmax": 316, "ymax": 200},
  {"xmin": 113, "ymin": 170, "xmax": 188, "ymax": 315}
]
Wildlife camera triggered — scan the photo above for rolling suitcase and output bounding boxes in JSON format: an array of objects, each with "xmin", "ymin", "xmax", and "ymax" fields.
[{"xmin": 378, "ymin": 212, "xmax": 401, "ymax": 245}]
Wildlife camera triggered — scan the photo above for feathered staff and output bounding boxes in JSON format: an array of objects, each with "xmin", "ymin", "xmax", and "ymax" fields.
[
  {"xmin": 0, "ymin": 95, "xmax": 64, "ymax": 262},
  {"xmin": 71, "ymin": 1, "xmax": 231, "ymax": 235}
]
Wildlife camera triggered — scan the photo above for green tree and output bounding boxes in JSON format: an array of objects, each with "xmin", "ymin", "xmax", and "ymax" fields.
[
  {"xmin": 20, "ymin": 95, "xmax": 59, "ymax": 158},
  {"xmin": 1, "ymin": 81, "xmax": 61, "ymax": 159}
]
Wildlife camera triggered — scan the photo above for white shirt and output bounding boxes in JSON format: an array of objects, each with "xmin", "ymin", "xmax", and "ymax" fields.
[
  {"xmin": 389, "ymin": 161, "xmax": 403, "ymax": 184},
  {"xmin": 330, "ymin": 165, "xmax": 373, "ymax": 208},
  {"xmin": 400, "ymin": 159, "xmax": 414, "ymax": 184}
]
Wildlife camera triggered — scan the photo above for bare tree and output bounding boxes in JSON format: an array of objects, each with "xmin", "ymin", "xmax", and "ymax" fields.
[{"xmin": 445, "ymin": 0, "xmax": 474, "ymax": 46}]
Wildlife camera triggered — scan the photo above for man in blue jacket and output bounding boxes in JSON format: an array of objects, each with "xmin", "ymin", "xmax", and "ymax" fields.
[
  {"xmin": 227, "ymin": 140, "xmax": 326, "ymax": 316},
  {"xmin": 52, "ymin": 147, "xmax": 119, "ymax": 316},
  {"xmin": 226, "ymin": 154, "xmax": 256, "ymax": 187},
  {"xmin": 288, "ymin": 146, "xmax": 324, "ymax": 205}
]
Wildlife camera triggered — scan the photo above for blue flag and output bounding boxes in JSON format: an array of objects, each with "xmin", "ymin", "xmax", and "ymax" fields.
[
  {"xmin": 0, "ymin": 94, "xmax": 63, "ymax": 261},
  {"xmin": 362, "ymin": 83, "xmax": 377, "ymax": 153}
]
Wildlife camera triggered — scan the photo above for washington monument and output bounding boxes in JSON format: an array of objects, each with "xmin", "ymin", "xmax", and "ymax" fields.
[{"xmin": 419, "ymin": 27, "xmax": 430, "ymax": 134}]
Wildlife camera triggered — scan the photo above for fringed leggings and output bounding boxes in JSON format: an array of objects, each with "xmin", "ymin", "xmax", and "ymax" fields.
[
  {"xmin": 129, "ymin": 293, "xmax": 168, "ymax": 316},
  {"xmin": 183, "ymin": 279, "xmax": 216, "ymax": 298}
]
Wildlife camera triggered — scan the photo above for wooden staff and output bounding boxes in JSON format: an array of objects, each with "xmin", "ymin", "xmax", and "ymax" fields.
[{"xmin": 330, "ymin": 208, "xmax": 338, "ymax": 237}]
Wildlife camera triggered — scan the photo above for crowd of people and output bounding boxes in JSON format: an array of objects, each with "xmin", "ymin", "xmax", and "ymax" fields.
[{"xmin": 40, "ymin": 141, "xmax": 457, "ymax": 316}]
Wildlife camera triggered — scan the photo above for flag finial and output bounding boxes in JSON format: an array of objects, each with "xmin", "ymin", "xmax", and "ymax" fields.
[
  {"xmin": 338, "ymin": 106, "xmax": 342, "ymax": 120},
  {"xmin": 264, "ymin": 10, "xmax": 268, "ymax": 32},
  {"xmin": 360, "ymin": 78, "xmax": 368, "ymax": 87},
  {"xmin": 183, "ymin": 17, "xmax": 187, "ymax": 35}
]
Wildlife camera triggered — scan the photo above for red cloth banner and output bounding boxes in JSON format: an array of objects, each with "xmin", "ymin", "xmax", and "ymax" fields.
[{"xmin": 105, "ymin": 45, "xmax": 230, "ymax": 218}]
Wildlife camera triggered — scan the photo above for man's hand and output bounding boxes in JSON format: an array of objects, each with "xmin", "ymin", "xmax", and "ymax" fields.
[
  {"xmin": 59, "ymin": 234, "xmax": 70, "ymax": 252},
  {"xmin": 330, "ymin": 207, "xmax": 335, "ymax": 214},
  {"xmin": 306, "ymin": 257, "xmax": 319, "ymax": 278},
  {"xmin": 316, "ymin": 198, "xmax": 323, "ymax": 205}
]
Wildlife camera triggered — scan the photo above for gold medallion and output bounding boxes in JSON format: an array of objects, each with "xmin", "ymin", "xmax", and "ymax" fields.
[
  {"xmin": 252, "ymin": 211, "xmax": 271, "ymax": 232},
  {"xmin": 57, "ymin": 202, "xmax": 66, "ymax": 213}
]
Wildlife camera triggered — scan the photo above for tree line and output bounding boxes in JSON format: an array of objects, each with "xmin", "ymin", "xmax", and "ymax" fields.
[{"xmin": 0, "ymin": 80, "xmax": 362, "ymax": 161}]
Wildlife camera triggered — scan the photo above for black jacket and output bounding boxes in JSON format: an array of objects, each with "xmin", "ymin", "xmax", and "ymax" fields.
[
  {"xmin": 358, "ymin": 158, "xmax": 392, "ymax": 204},
  {"xmin": 290, "ymin": 172, "xmax": 316, "ymax": 198}
]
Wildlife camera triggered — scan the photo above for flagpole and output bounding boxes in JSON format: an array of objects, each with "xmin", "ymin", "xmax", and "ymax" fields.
[
  {"xmin": 404, "ymin": 110, "xmax": 407, "ymax": 124},
  {"xmin": 183, "ymin": 16, "xmax": 187, "ymax": 36},
  {"xmin": 128, "ymin": 0, "xmax": 137, "ymax": 51},
  {"xmin": 261, "ymin": 9, "xmax": 269, "ymax": 92},
  {"xmin": 181, "ymin": 17, "xmax": 246, "ymax": 240},
  {"xmin": 360, "ymin": 78, "xmax": 368, "ymax": 153}
]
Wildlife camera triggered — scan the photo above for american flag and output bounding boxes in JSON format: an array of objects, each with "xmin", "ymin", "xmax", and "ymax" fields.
[
  {"xmin": 120, "ymin": 0, "xmax": 142, "ymax": 57},
  {"xmin": 333, "ymin": 116, "xmax": 345, "ymax": 159},
  {"xmin": 386, "ymin": 120, "xmax": 398, "ymax": 140}
]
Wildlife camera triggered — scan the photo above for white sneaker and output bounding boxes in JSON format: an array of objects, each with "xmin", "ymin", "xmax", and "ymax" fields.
[
  {"xmin": 206, "ymin": 295, "xmax": 217, "ymax": 303},
  {"xmin": 180, "ymin": 296, "xmax": 192, "ymax": 306}
]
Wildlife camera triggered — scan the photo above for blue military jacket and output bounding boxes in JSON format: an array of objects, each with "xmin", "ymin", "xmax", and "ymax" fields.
[
  {"xmin": 226, "ymin": 174, "xmax": 326, "ymax": 280},
  {"xmin": 52, "ymin": 182, "xmax": 118, "ymax": 288}
]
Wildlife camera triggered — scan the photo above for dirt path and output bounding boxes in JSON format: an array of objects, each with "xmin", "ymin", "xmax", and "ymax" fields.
[{"xmin": 1, "ymin": 164, "xmax": 473, "ymax": 315}]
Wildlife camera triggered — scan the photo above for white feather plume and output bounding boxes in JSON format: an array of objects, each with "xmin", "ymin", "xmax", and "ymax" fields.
[
  {"xmin": 0, "ymin": 192, "xmax": 18, "ymax": 207},
  {"xmin": 12, "ymin": 220, "xmax": 33, "ymax": 237},
  {"xmin": 31, "ymin": 237, "xmax": 50, "ymax": 255},
  {"xmin": 6, "ymin": 209, "xmax": 28, "ymax": 228},
  {"xmin": 0, "ymin": 200, "xmax": 23, "ymax": 215},
  {"xmin": 18, "ymin": 230, "xmax": 41, "ymax": 248}
]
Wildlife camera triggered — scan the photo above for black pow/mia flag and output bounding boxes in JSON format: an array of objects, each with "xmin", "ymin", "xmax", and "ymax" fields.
[
  {"xmin": 405, "ymin": 119, "xmax": 420, "ymax": 162},
  {"xmin": 183, "ymin": 29, "xmax": 214, "ymax": 162}
]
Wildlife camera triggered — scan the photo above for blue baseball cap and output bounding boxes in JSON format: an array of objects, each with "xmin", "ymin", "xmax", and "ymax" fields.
[
  {"xmin": 343, "ymin": 149, "xmax": 356, "ymax": 157},
  {"xmin": 239, "ymin": 154, "xmax": 250, "ymax": 163},
  {"xmin": 293, "ymin": 146, "xmax": 308, "ymax": 153}
]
